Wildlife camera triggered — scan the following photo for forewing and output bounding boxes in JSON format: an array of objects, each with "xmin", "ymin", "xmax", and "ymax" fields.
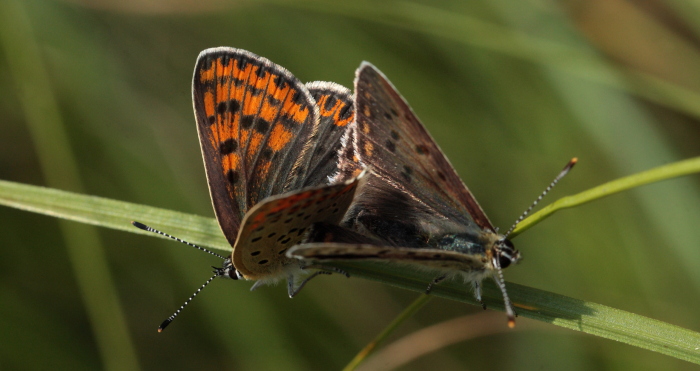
[
  {"xmin": 301, "ymin": 81, "xmax": 355, "ymax": 187},
  {"xmin": 193, "ymin": 48, "xmax": 319, "ymax": 245},
  {"xmin": 349, "ymin": 62, "xmax": 495, "ymax": 234}
]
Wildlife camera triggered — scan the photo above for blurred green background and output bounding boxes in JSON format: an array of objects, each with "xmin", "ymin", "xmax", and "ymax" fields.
[{"xmin": 1, "ymin": 0, "xmax": 699, "ymax": 370}]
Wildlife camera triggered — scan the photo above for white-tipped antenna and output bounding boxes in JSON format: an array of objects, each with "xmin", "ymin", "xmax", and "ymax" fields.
[
  {"xmin": 503, "ymin": 158, "xmax": 578, "ymax": 238},
  {"xmin": 131, "ymin": 221, "xmax": 232, "ymax": 332},
  {"xmin": 132, "ymin": 221, "xmax": 227, "ymax": 260}
]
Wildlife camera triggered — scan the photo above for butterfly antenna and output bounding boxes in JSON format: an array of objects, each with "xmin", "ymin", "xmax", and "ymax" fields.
[
  {"xmin": 131, "ymin": 221, "xmax": 227, "ymax": 260},
  {"xmin": 503, "ymin": 158, "xmax": 577, "ymax": 238},
  {"xmin": 158, "ymin": 270, "xmax": 221, "ymax": 332},
  {"xmin": 492, "ymin": 258, "xmax": 516, "ymax": 328}
]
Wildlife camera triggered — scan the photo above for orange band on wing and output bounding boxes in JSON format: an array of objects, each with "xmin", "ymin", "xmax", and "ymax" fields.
[{"xmin": 317, "ymin": 94, "xmax": 354, "ymax": 127}]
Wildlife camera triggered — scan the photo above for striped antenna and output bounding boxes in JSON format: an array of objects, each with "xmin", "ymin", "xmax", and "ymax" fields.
[
  {"xmin": 158, "ymin": 269, "xmax": 222, "ymax": 332},
  {"xmin": 503, "ymin": 158, "xmax": 577, "ymax": 238},
  {"xmin": 131, "ymin": 221, "xmax": 235, "ymax": 332},
  {"xmin": 132, "ymin": 221, "xmax": 227, "ymax": 260}
]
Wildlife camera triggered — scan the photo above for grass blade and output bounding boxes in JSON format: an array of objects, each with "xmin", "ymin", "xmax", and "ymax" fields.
[
  {"xmin": 511, "ymin": 156, "xmax": 700, "ymax": 237},
  {"xmin": 2, "ymin": 156, "xmax": 700, "ymax": 365}
]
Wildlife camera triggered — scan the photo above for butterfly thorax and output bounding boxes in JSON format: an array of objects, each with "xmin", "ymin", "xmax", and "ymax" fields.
[
  {"xmin": 431, "ymin": 231, "xmax": 519, "ymax": 270},
  {"xmin": 432, "ymin": 233, "xmax": 489, "ymax": 256}
]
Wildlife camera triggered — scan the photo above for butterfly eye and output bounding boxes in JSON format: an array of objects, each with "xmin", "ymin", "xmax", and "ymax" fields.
[
  {"xmin": 216, "ymin": 257, "xmax": 242, "ymax": 280},
  {"xmin": 498, "ymin": 254, "xmax": 512, "ymax": 269},
  {"xmin": 497, "ymin": 239, "xmax": 519, "ymax": 268}
]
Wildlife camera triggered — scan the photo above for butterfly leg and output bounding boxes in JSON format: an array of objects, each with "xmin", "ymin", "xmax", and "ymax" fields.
[
  {"xmin": 472, "ymin": 281, "xmax": 487, "ymax": 310},
  {"xmin": 306, "ymin": 264, "xmax": 350, "ymax": 278},
  {"xmin": 425, "ymin": 275, "xmax": 447, "ymax": 295},
  {"xmin": 250, "ymin": 281, "xmax": 266, "ymax": 291},
  {"xmin": 287, "ymin": 271, "xmax": 332, "ymax": 298}
]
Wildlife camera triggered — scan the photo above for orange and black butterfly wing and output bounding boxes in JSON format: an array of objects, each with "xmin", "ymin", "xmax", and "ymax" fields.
[
  {"xmin": 229, "ymin": 82, "xmax": 363, "ymax": 279},
  {"xmin": 300, "ymin": 81, "xmax": 355, "ymax": 187},
  {"xmin": 192, "ymin": 48, "xmax": 319, "ymax": 245}
]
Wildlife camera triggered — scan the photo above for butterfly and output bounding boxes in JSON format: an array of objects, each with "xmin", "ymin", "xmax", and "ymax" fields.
[
  {"xmin": 133, "ymin": 47, "xmax": 364, "ymax": 331},
  {"xmin": 288, "ymin": 62, "xmax": 576, "ymax": 327}
]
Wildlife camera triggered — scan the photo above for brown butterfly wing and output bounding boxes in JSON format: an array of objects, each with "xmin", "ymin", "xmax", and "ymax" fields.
[
  {"xmin": 288, "ymin": 243, "xmax": 489, "ymax": 272},
  {"xmin": 347, "ymin": 62, "xmax": 496, "ymax": 238}
]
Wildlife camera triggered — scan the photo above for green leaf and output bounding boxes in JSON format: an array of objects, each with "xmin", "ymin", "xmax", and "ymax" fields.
[
  {"xmin": 2, "ymin": 156, "xmax": 700, "ymax": 365},
  {"xmin": 330, "ymin": 260, "xmax": 700, "ymax": 366},
  {"xmin": 0, "ymin": 179, "xmax": 229, "ymax": 252},
  {"xmin": 511, "ymin": 156, "xmax": 700, "ymax": 237}
]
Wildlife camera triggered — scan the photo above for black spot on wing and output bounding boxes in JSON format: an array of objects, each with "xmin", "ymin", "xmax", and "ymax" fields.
[
  {"xmin": 273, "ymin": 75, "xmax": 287, "ymax": 89},
  {"xmin": 385, "ymin": 140, "xmax": 396, "ymax": 153},
  {"xmin": 254, "ymin": 118, "xmax": 270, "ymax": 133},
  {"xmin": 219, "ymin": 53, "xmax": 232, "ymax": 67},
  {"xmin": 226, "ymin": 169, "xmax": 239, "ymax": 184},
  {"xmin": 260, "ymin": 148, "xmax": 273, "ymax": 160},
  {"xmin": 232, "ymin": 77, "xmax": 244, "ymax": 86},
  {"xmin": 267, "ymin": 95, "xmax": 281, "ymax": 106},
  {"xmin": 241, "ymin": 115, "xmax": 254, "ymax": 129},
  {"xmin": 416, "ymin": 144, "xmax": 430, "ymax": 155},
  {"xmin": 246, "ymin": 86, "xmax": 264, "ymax": 96},
  {"xmin": 236, "ymin": 55, "xmax": 250, "ymax": 70},
  {"xmin": 279, "ymin": 115, "xmax": 297, "ymax": 129},
  {"xmin": 216, "ymin": 99, "xmax": 241, "ymax": 115},
  {"xmin": 292, "ymin": 90, "xmax": 304, "ymax": 104},
  {"xmin": 254, "ymin": 65, "xmax": 267, "ymax": 77},
  {"xmin": 219, "ymin": 139, "xmax": 238, "ymax": 155}
]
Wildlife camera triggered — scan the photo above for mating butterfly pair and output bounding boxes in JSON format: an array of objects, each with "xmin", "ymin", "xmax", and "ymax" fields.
[{"xmin": 135, "ymin": 47, "xmax": 575, "ymax": 331}]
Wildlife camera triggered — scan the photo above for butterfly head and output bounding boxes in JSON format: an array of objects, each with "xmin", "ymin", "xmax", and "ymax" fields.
[
  {"xmin": 215, "ymin": 256, "xmax": 244, "ymax": 280},
  {"xmin": 490, "ymin": 236, "xmax": 520, "ymax": 328},
  {"xmin": 495, "ymin": 238, "xmax": 520, "ymax": 269}
]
